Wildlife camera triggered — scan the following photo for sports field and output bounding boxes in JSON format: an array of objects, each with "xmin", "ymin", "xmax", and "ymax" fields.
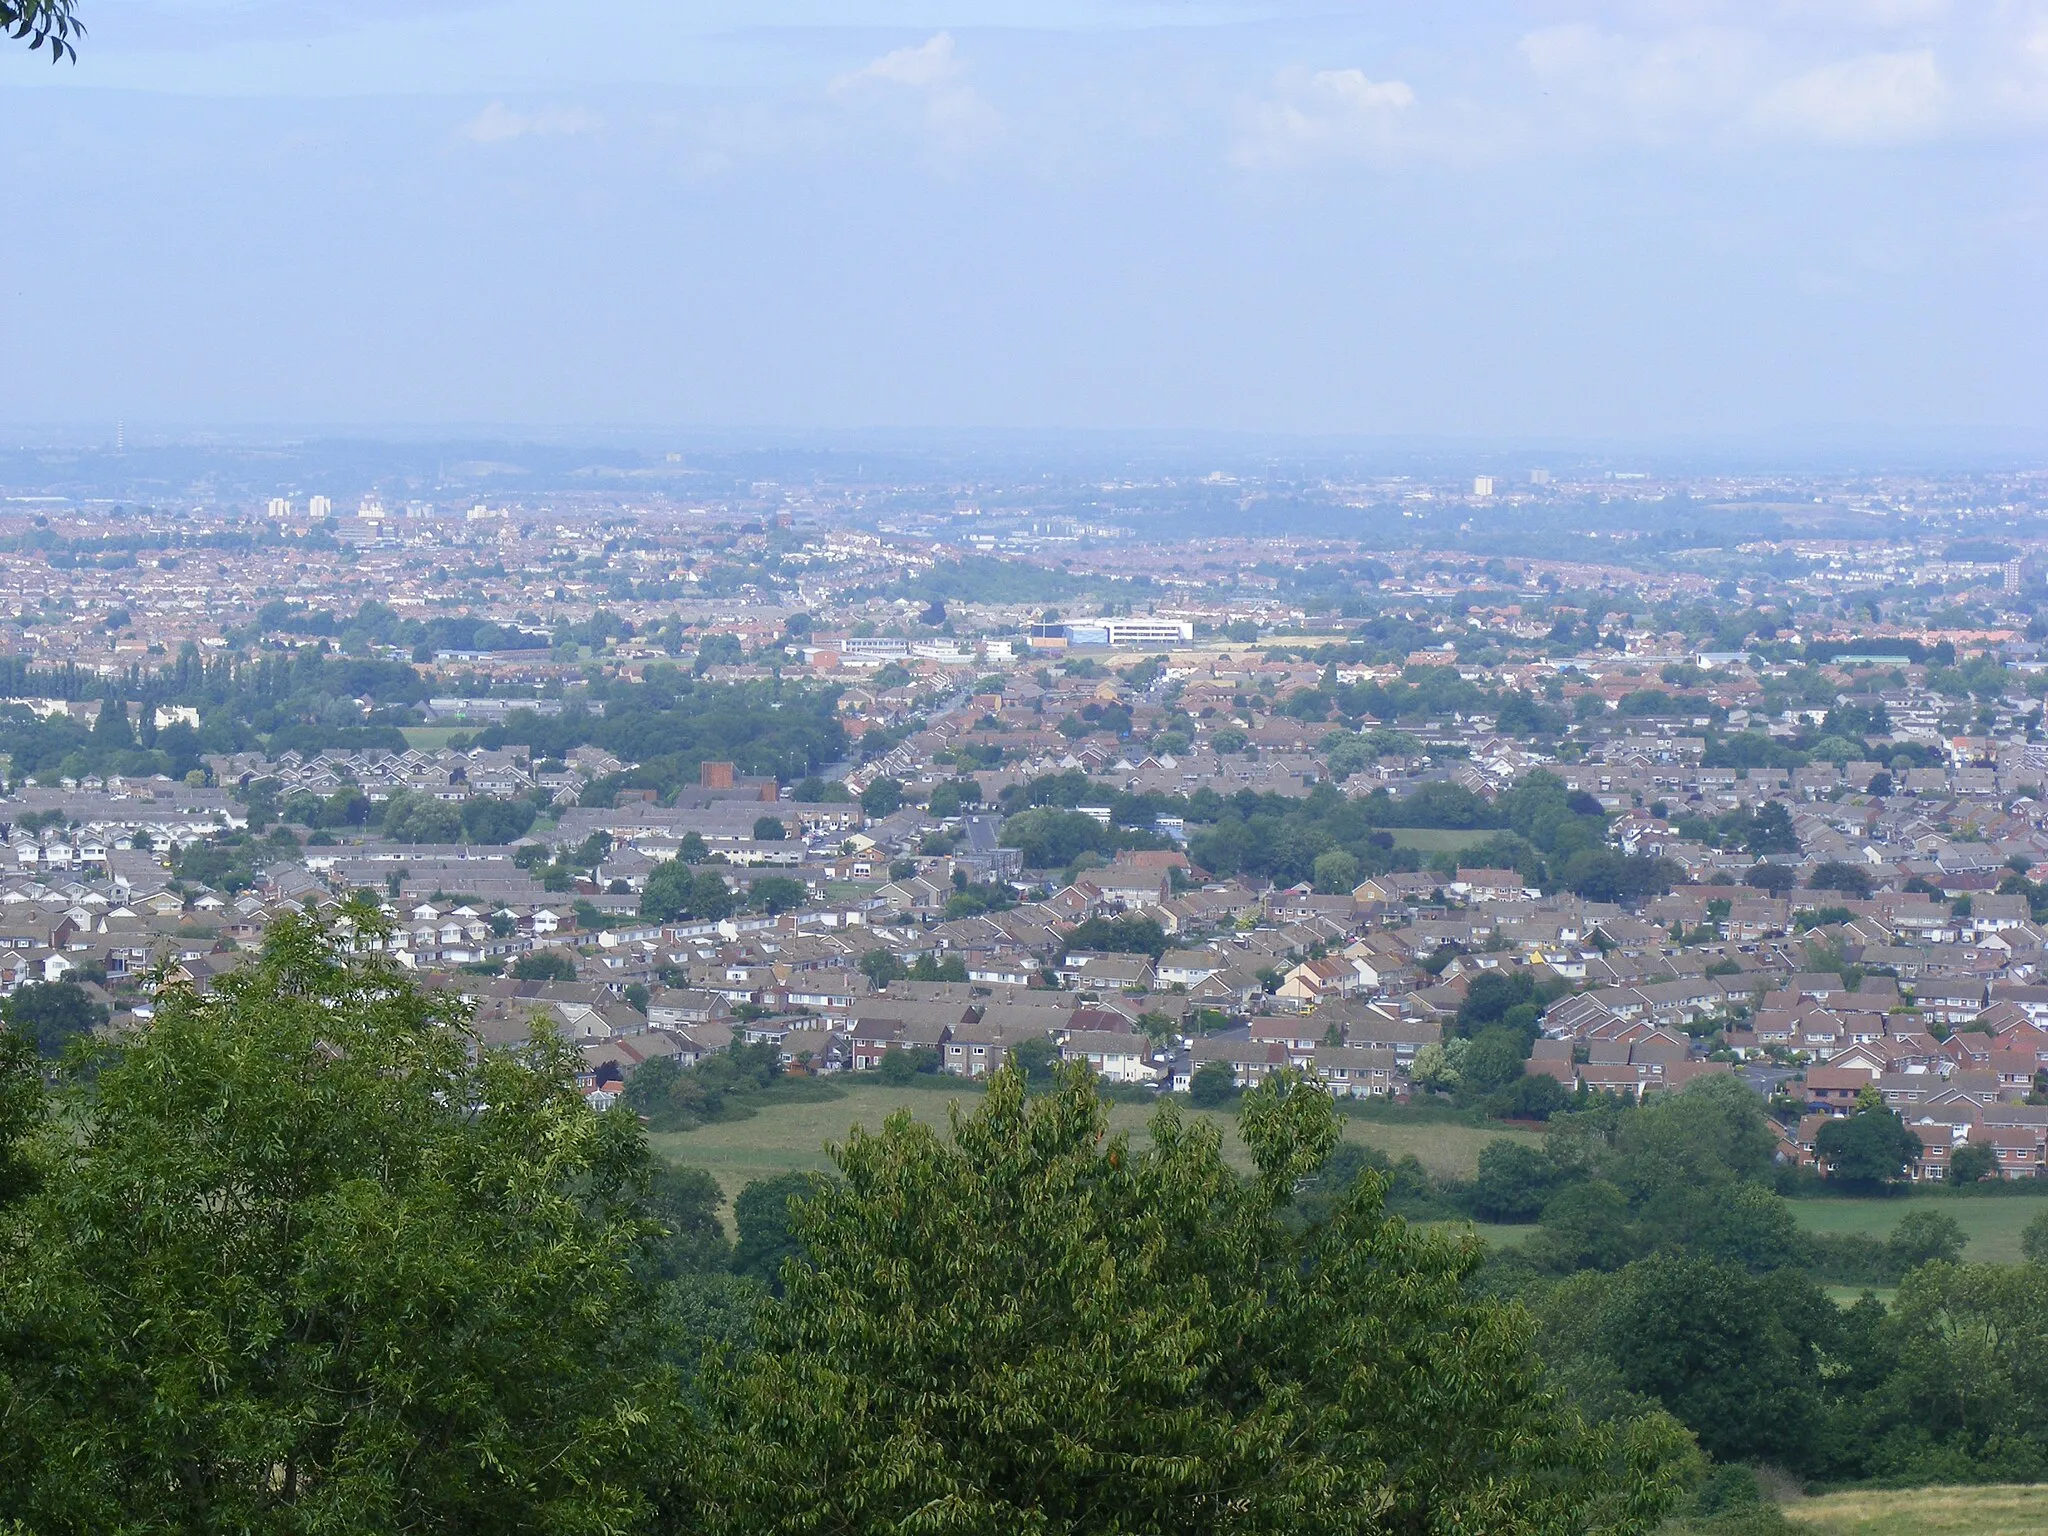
[
  {"xmin": 648, "ymin": 1079, "xmax": 1540, "ymax": 1205},
  {"xmin": 1386, "ymin": 828, "xmax": 1498, "ymax": 853},
  {"xmin": 1783, "ymin": 1482, "xmax": 2048, "ymax": 1534}
]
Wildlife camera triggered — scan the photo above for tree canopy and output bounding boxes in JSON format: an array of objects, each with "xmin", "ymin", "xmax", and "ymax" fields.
[{"xmin": 695, "ymin": 1064, "xmax": 1694, "ymax": 1536}]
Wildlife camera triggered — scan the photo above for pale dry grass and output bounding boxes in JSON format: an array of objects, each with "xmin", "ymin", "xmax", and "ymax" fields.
[{"xmin": 1782, "ymin": 1483, "xmax": 2048, "ymax": 1535}]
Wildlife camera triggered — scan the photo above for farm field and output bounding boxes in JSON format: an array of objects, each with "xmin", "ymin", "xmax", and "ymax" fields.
[
  {"xmin": 1784, "ymin": 1482, "xmax": 2048, "ymax": 1534},
  {"xmin": 1787, "ymin": 1192, "xmax": 2048, "ymax": 1267},
  {"xmin": 648, "ymin": 1079, "xmax": 1540, "ymax": 1206}
]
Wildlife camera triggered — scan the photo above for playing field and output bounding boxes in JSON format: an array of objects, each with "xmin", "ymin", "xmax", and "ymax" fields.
[
  {"xmin": 400, "ymin": 726, "xmax": 472, "ymax": 750},
  {"xmin": 1783, "ymin": 1483, "xmax": 2048, "ymax": 1534},
  {"xmin": 1787, "ymin": 1193, "xmax": 2048, "ymax": 1267},
  {"xmin": 1386, "ymin": 828, "xmax": 1498, "ymax": 853},
  {"xmin": 648, "ymin": 1079, "xmax": 1541, "ymax": 1206}
]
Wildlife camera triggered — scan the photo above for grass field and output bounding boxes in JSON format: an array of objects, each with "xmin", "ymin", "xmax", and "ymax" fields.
[
  {"xmin": 1783, "ymin": 1483, "xmax": 2048, "ymax": 1534},
  {"xmin": 1787, "ymin": 1192, "xmax": 2048, "ymax": 1267},
  {"xmin": 648, "ymin": 1079, "xmax": 1540, "ymax": 1207},
  {"xmin": 400, "ymin": 726, "xmax": 471, "ymax": 750},
  {"xmin": 1387, "ymin": 828, "xmax": 1497, "ymax": 853}
]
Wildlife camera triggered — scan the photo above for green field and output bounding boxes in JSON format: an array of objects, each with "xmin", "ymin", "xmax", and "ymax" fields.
[
  {"xmin": 648, "ymin": 1079, "xmax": 1539, "ymax": 1207},
  {"xmin": 1784, "ymin": 1483, "xmax": 2048, "ymax": 1534},
  {"xmin": 1788, "ymin": 1193, "xmax": 2048, "ymax": 1267},
  {"xmin": 400, "ymin": 726, "xmax": 471, "ymax": 750},
  {"xmin": 1387, "ymin": 828, "xmax": 1498, "ymax": 853}
]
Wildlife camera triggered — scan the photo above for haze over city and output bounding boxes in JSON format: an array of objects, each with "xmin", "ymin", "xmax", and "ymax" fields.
[{"xmin": 4, "ymin": 0, "xmax": 2045, "ymax": 440}]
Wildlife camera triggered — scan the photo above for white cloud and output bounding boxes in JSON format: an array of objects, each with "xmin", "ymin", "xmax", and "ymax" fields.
[
  {"xmin": 830, "ymin": 32, "xmax": 999, "ymax": 160},
  {"xmin": 457, "ymin": 101, "xmax": 602, "ymax": 146},
  {"xmin": 1752, "ymin": 49, "xmax": 1947, "ymax": 142},
  {"xmin": 1232, "ymin": 67, "xmax": 1417, "ymax": 168},
  {"xmin": 833, "ymin": 32, "xmax": 963, "ymax": 93}
]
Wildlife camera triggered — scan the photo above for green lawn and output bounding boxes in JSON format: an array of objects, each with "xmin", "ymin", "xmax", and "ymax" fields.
[
  {"xmin": 1787, "ymin": 1193, "xmax": 2048, "ymax": 1267},
  {"xmin": 1784, "ymin": 1483, "xmax": 2048, "ymax": 1535},
  {"xmin": 1387, "ymin": 828, "xmax": 1498, "ymax": 853},
  {"xmin": 648, "ymin": 1079, "xmax": 1540, "ymax": 1208},
  {"xmin": 400, "ymin": 726, "xmax": 471, "ymax": 750}
]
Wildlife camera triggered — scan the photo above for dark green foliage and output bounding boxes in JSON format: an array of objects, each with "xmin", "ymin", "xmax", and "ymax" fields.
[
  {"xmin": 746, "ymin": 876, "xmax": 808, "ymax": 915},
  {"xmin": 1470, "ymin": 1140, "xmax": 1559, "ymax": 1222},
  {"xmin": 1806, "ymin": 861, "xmax": 1873, "ymax": 898},
  {"xmin": 859, "ymin": 777, "xmax": 903, "ymax": 818},
  {"xmin": 876, "ymin": 1045, "xmax": 940, "ymax": 1084},
  {"xmin": 1188, "ymin": 1059, "xmax": 1237, "ymax": 1107},
  {"xmin": 1813, "ymin": 1103, "xmax": 1921, "ymax": 1188},
  {"xmin": 620, "ymin": 1041, "xmax": 818, "ymax": 1133},
  {"xmin": 751, "ymin": 814, "xmax": 787, "ymax": 841},
  {"xmin": 730, "ymin": 1171, "xmax": 826, "ymax": 1295},
  {"xmin": 697, "ymin": 1066, "xmax": 1696, "ymax": 1536},
  {"xmin": 1062, "ymin": 913, "xmax": 1169, "ymax": 959},
  {"xmin": 1007, "ymin": 1034, "xmax": 1059, "ymax": 1085},
  {"xmin": 642, "ymin": 1162, "xmax": 732, "ymax": 1280},
  {"xmin": 1948, "ymin": 1142, "xmax": 1998, "ymax": 1185},
  {"xmin": 642, "ymin": 859, "xmax": 736, "ymax": 922},
  {"xmin": 510, "ymin": 950, "xmax": 576, "ymax": 982},
  {"xmin": 460, "ymin": 794, "xmax": 539, "ymax": 844},
  {"xmin": 1593, "ymin": 1257, "xmax": 1829, "ymax": 1465},
  {"xmin": 858, "ymin": 949, "xmax": 905, "ymax": 988},
  {"xmin": 2, "ymin": 980, "xmax": 108, "ymax": 1058},
  {"xmin": 0, "ymin": 912, "xmax": 679, "ymax": 1533}
]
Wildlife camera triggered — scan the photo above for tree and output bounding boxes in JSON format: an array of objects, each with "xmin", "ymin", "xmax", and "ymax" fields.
[
  {"xmin": 1469, "ymin": 1139, "xmax": 1556, "ymax": 1222},
  {"xmin": 1187, "ymin": 1059, "xmax": 1237, "ymax": 1107},
  {"xmin": 1744, "ymin": 862, "xmax": 1796, "ymax": 896},
  {"xmin": 858, "ymin": 948, "xmax": 905, "ymax": 989},
  {"xmin": 747, "ymin": 876, "xmax": 807, "ymax": 915},
  {"xmin": 1814, "ymin": 1101, "xmax": 1921, "ymax": 1188},
  {"xmin": 643, "ymin": 1161, "xmax": 731, "ymax": 1280},
  {"xmin": 699, "ymin": 1066, "xmax": 1693, "ymax": 1536},
  {"xmin": 1311, "ymin": 848, "xmax": 1359, "ymax": 894},
  {"xmin": 642, "ymin": 859, "xmax": 735, "ymax": 923},
  {"xmin": 2023, "ymin": 1207, "xmax": 2048, "ymax": 1265},
  {"xmin": 1948, "ymin": 1141, "xmax": 1999, "ymax": 1186},
  {"xmin": 1592, "ymin": 1256, "xmax": 1827, "ymax": 1466},
  {"xmin": 1885, "ymin": 1209, "xmax": 1966, "ymax": 1272},
  {"xmin": 859, "ymin": 777, "xmax": 904, "ymax": 818},
  {"xmin": 1006, "ymin": 1034, "xmax": 1058, "ymax": 1085},
  {"xmin": 1807, "ymin": 860, "xmax": 1873, "ymax": 899},
  {"xmin": 0, "ymin": 911, "xmax": 679, "ymax": 1533},
  {"xmin": 2, "ymin": 0, "xmax": 82, "ymax": 61},
  {"xmin": 752, "ymin": 815, "xmax": 788, "ymax": 841},
  {"xmin": 731, "ymin": 1170, "xmax": 826, "ymax": 1295},
  {"xmin": 1744, "ymin": 801, "xmax": 1800, "ymax": 856},
  {"xmin": 2, "ymin": 979, "xmax": 108, "ymax": 1058},
  {"xmin": 461, "ymin": 794, "xmax": 538, "ymax": 844},
  {"xmin": 511, "ymin": 950, "xmax": 576, "ymax": 982}
]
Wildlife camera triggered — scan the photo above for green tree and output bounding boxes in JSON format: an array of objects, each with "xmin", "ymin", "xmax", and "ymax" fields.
[
  {"xmin": 731, "ymin": 1170, "xmax": 826, "ymax": 1295},
  {"xmin": 2, "ymin": 979, "xmax": 108, "ymax": 1058},
  {"xmin": 2023, "ymin": 1207, "xmax": 2048, "ymax": 1265},
  {"xmin": 1814, "ymin": 1103, "xmax": 1921, "ymax": 1189},
  {"xmin": 859, "ymin": 777, "xmax": 904, "ymax": 818},
  {"xmin": 0, "ymin": 911, "xmax": 679, "ymax": 1533},
  {"xmin": 1948, "ymin": 1142, "xmax": 1998, "ymax": 1186},
  {"xmin": 643, "ymin": 1161, "xmax": 732, "ymax": 1280},
  {"xmin": 1885, "ymin": 1209, "xmax": 1966, "ymax": 1273},
  {"xmin": 642, "ymin": 859, "xmax": 735, "ymax": 923},
  {"xmin": 752, "ymin": 815, "xmax": 788, "ymax": 841},
  {"xmin": 747, "ymin": 876, "xmax": 808, "ymax": 915},
  {"xmin": 1469, "ymin": 1139, "xmax": 1557, "ymax": 1223},
  {"xmin": 699, "ymin": 1065, "xmax": 1693, "ymax": 1536},
  {"xmin": 858, "ymin": 948, "xmax": 906, "ymax": 989},
  {"xmin": 511, "ymin": 950, "xmax": 577, "ymax": 982},
  {"xmin": 1187, "ymin": 1058, "xmax": 1237, "ymax": 1107},
  {"xmin": 1590, "ymin": 1256, "xmax": 1829, "ymax": 1466}
]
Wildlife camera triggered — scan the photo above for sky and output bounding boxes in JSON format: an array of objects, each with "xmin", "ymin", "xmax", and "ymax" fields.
[{"xmin": 1, "ymin": 0, "xmax": 2045, "ymax": 445}]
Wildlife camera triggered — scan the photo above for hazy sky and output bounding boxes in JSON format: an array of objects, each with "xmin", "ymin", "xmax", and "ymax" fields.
[{"xmin": 3, "ymin": 1, "xmax": 2044, "ymax": 442}]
